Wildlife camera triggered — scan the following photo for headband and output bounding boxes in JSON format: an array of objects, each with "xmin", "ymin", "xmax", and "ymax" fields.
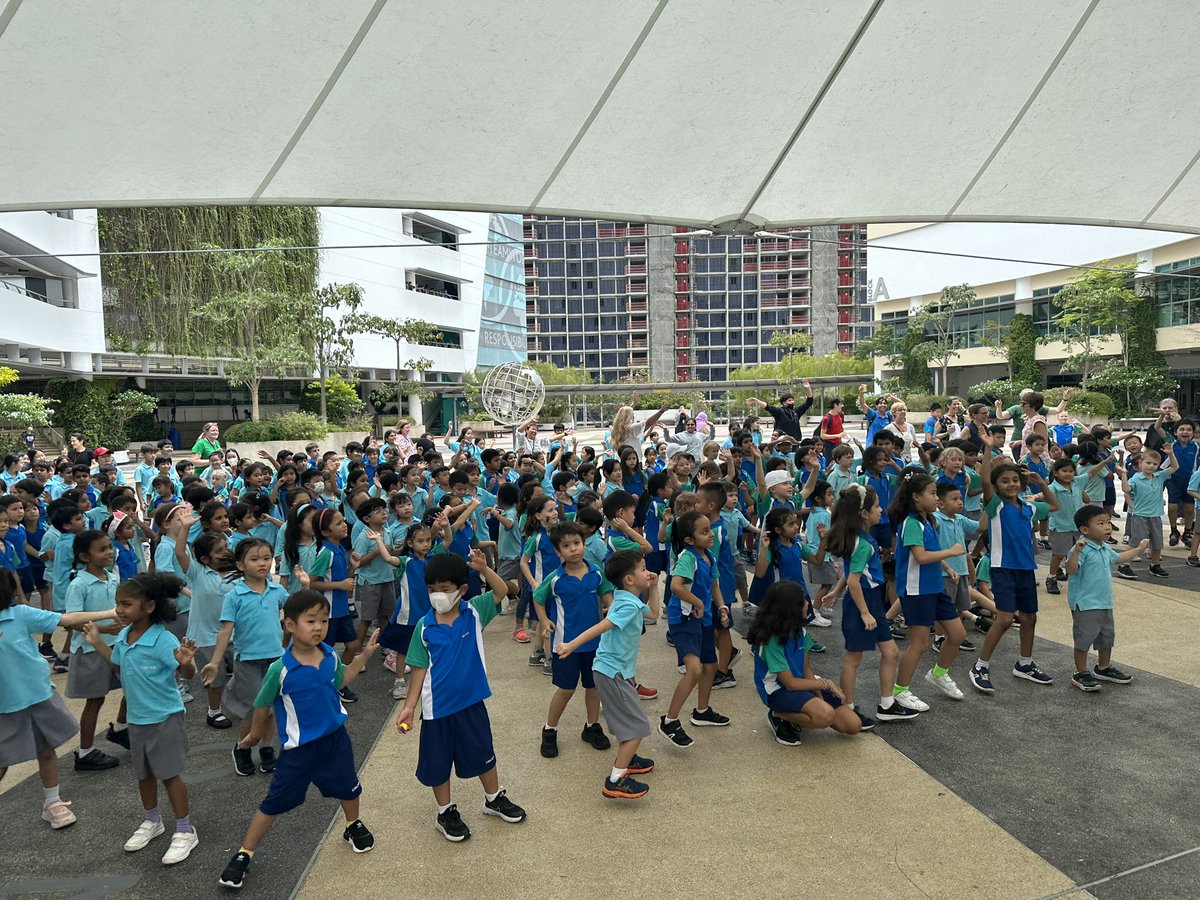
[{"xmin": 107, "ymin": 510, "xmax": 127, "ymax": 539}]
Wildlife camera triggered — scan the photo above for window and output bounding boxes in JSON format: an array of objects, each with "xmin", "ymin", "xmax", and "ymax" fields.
[
  {"xmin": 1152, "ymin": 268, "xmax": 1200, "ymax": 327},
  {"xmin": 407, "ymin": 217, "xmax": 458, "ymax": 250}
]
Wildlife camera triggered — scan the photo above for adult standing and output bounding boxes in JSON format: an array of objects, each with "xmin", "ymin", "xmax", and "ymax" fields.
[
  {"xmin": 747, "ymin": 379, "xmax": 814, "ymax": 442},
  {"xmin": 1144, "ymin": 397, "xmax": 1182, "ymax": 453},
  {"xmin": 190, "ymin": 422, "xmax": 222, "ymax": 463},
  {"xmin": 884, "ymin": 402, "xmax": 921, "ymax": 462},
  {"xmin": 609, "ymin": 404, "xmax": 670, "ymax": 457},
  {"xmin": 856, "ymin": 385, "xmax": 895, "ymax": 445},
  {"xmin": 1018, "ymin": 391, "xmax": 1051, "ymax": 460},
  {"xmin": 941, "ymin": 397, "xmax": 966, "ymax": 442},
  {"xmin": 817, "ymin": 397, "xmax": 846, "ymax": 460},
  {"xmin": 995, "ymin": 388, "xmax": 1072, "ymax": 442},
  {"xmin": 392, "ymin": 421, "xmax": 419, "ymax": 461},
  {"xmin": 514, "ymin": 418, "xmax": 543, "ymax": 455},
  {"xmin": 66, "ymin": 433, "xmax": 93, "ymax": 468}
]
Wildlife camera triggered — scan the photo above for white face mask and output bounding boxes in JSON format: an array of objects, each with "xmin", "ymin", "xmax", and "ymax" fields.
[
  {"xmin": 429, "ymin": 589, "xmax": 461, "ymax": 614},
  {"xmin": 312, "ymin": 481, "xmax": 325, "ymax": 493}
]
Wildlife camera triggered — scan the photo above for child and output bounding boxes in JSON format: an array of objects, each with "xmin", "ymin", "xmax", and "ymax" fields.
[
  {"xmin": 820, "ymin": 485, "xmax": 908, "ymax": 729},
  {"xmin": 1189, "ymin": 463, "xmax": 1200, "ymax": 567},
  {"xmin": 552, "ymin": 471, "xmax": 578, "ymax": 521},
  {"xmin": 0, "ymin": 569, "xmax": 118, "ymax": 830},
  {"xmin": 577, "ymin": 506, "xmax": 610, "ymax": 572},
  {"xmin": 932, "ymin": 483, "xmax": 981, "ymax": 649},
  {"xmin": 519, "ymin": 495, "xmax": 561, "ymax": 670},
  {"xmin": 533, "ymin": 523, "xmax": 614, "ymax": 759},
  {"xmin": 176, "ymin": 529, "xmax": 236, "ymax": 729},
  {"xmin": 379, "ymin": 523, "xmax": 438, "ymax": 700},
  {"xmin": 968, "ymin": 456, "xmax": 1058, "ymax": 693},
  {"xmin": 696, "ymin": 482, "xmax": 745, "ymax": 688},
  {"xmin": 352, "ymin": 498, "xmax": 402, "ymax": 667},
  {"xmin": 64, "ymin": 530, "xmax": 125, "ymax": 771},
  {"xmin": 200, "ymin": 538, "xmax": 289, "ymax": 776},
  {"xmin": 1045, "ymin": 458, "xmax": 1087, "ymax": 595},
  {"xmin": 218, "ymin": 590, "xmax": 379, "ymax": 889},
  {"xmin": 1021, "ymin": 433, "xmax": 1052, "ymax": 550},
  {"xmin": 747, "ymin": 581, "xmax": 860, "ymax": 746},
  {"xmin": 490, "ymin": 482, "xmax": 522, "ymax": 597},
  {"xmin": 659, "ymin": 511, "xmax": 731, "ymax": 747},
  {"xmin": 306, "ymin": 509, "xmax": 363, "ymax": 696},
  {"xmin": 892, "ymin": 473, "xmax": 967, "ymax": 709},
  {"xmin": 557, "ymin": 549, "xmax": 658, "ymax": 799},
  {"xmin": 1118, "ymin": 445, "xmax": 1178, "ymax": 579},
  {"xmin": 1167, "ymin": 421, "xmax": 1196, "ymax": 547},
  {"xmin": 802, "ymin": 481, "xmax": 838, "ymax": 625},
  {"xmin": 395, "ymin": 550, "xmax": 527, "ymax": 842},
  {"xmin": 1065, "ymin": 507, "xmax": 1148, "ymax": 692},
  {"xmin": 83, "ymin": 573, "xmax": 199, "ymax": 865}
]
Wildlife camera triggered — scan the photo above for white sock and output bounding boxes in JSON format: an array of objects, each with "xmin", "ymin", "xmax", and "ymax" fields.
[
  {"xmin": 610, "ymin": 767, "xmax": 627, "ymax": 781},
  {"xmin": 695, "ymin": 707, "xmax": 708, "ymax": 714},
  {"xmin": 543, "ymin": 724, "xmax": 556, "ymax": 732},
  {"xmin": 109, "ymin": 721, "xmax": 127, "ymax": 733},
  {"xmin": 485, "ymin": 788, "xmax": 501, "ymax": 802},
  {"xmin": 437, "ymin": 802, "xmax": 452, "ymax": 814},
  {"xmin": 1019, "ymin": 656, "xmax": 1033, "ymax": 666},
  {"xmin": 43, "ymin": 786, "xmax": 60, "ymax": 806},
  {"xmin": 879, "ymin": 696, "xmax": 894, "ymax": 709},
  {"xmin": 663, "ymin": 716, "xmax": 677, "ymax": 725},
  {"xmin": 975, "ymin": 658, "xmax": 990, "ymax": 671},
  {"xmin": 207, "ymin": 708, "xmax": 221, "ymax": 718}
]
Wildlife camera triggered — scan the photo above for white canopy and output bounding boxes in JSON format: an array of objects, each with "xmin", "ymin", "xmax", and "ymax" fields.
[{"xmin": 4, "ymin": 0, "xmax": 1200, "ymax": 233}]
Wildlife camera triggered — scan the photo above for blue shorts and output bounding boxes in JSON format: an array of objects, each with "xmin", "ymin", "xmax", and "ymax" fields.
[
  {"xmin": 1166, "ymin": 477, "xmax": 1191, "ymax": 505},
  {"xmin": 767, "ymin": 687, "xmax": 843, "ymax": 714},
  {"xmin": 870, "ymin": 521, "xmax": 894, "ymax": 552},
  {"xmin": 551, "ymin": 649, "xmax": 596, "ymax": 690},
  {"xmin": 668, "ymin": 618, "xmax": 716, "ymax": 665},
  {"xmin": 259, "ymin": 725, "xmax": 361, "ymax": 815},
  {"xmin": 645, "ymin": 550, "xmax": 667, "ymax": 575},
  {"xmin": 841, "ymin": 584, "xmax": 893, "ymax": 652},
  {"xmin": 327, "ymin": 614, "xmax": 358, "ymax": 646},
  {"xmin": 416, "ymin": 701, "xmax": 496, "ymax": 788},
  {"xmin": 17, "ymin": 566, "xmax": 34, "ymax": 597},
  {"xmin": 899, "ymin": 592, "xmax": 958, "ymax": 628},
  {"xmin": 378, "ymin": 622, "xmax": 415, "ymax": 654},
  {"xmin": 991, "ymin": 567, "xmax": 1038, "ymax": 615}
]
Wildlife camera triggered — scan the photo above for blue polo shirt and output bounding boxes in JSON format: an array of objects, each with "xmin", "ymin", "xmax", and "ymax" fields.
[
  {"xmin": 859, "ymin": 472, "xmax": 895, "ymax": 524},
  {"xmin": 406, "ymin": 592, "xmax": 501, "ymax": 720},
  {"xmin": 0, "ymin": 605, "xmax": 63, "ymax": 712},
  {"xmin": 897, "ymin": 515, "xmax": 944, "ymax": 596},
  {"xmin": 753, "ymin": 633, "xmax": 812, "ymax": 705},
  {"xmin": 393, "ymin": 554, "xmax": 433, "ymax": 627},
  {"xmin": 183, "ymin": 562, "xmax": 235, "ymax": 646},
  {"xmin": 984, "ymin": 496, "xmax": 1049, "ymax": 570},
  {"xmin": 532, "ymin": 564, "xmax": 613, "ymax": 652},
  {"xmin": 864, "ymin": 408, "xmax": 892, "ymax": 444},
  {"xmin": 845, "ymin": 533, "xmax": 884, "ymax": 589},
  {"xmin": 933, "ymin": 510, "xmax": 978, "ymax": 577},
  {"xmin": 255, "ymin": 643, "xmax": 347, "ymax": 750},
  {"xmin": 311, "ymin": 540, "xmax": 350, "ymax": 618},
  {"xmin": 218, "ymin": 578, "xmax": 289, "ymax": 661},
  {"xmin": 522, "ymin": 529, "xmax": 561, "ymax": 583},
  {"xmin": 1127, "ymin": 468, "xmax": 1170, "ymax": 518},
  {"xmin": 669, "ymin": 547, "xmax": 715, "ymax": 625},
  {"xmin": 111, "ymin": 623, "xmax": 185, "ymax": 725},
  {"xmin": 1190, "ymin": 466, "xmax": 1200, "ymax": 508},
  {"xmin": 710, "ymin": 515, "xmax": 737, "ymax": 607},
  {"xmin": 353, "ymin": 528, "xmax": 395, "ymax": 585},
  {"xmin": 1067, "ymin": 539, "xmax": 1119, "ymax": 611},
  {"xmin": 1169, "ymin": 441, "xmax": 1197, "ymax": 486},
  {"xmin": 593, "ymin": 589, "xmax": 649, "ymax": 680},
  {"xmin": 66, "ymin": 570, "xmax": 119, "ymax": 653}
]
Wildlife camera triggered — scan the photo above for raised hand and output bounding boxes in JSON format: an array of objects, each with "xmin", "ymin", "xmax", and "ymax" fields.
[{"xmin": 174, "ymin": 638, "xmax": 197, "ymax": 667}]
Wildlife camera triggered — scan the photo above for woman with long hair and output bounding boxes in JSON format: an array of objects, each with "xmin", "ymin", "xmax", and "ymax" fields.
[{"xmin": 609, "ymin": 403, "xmax": 670, "ymax": 458}]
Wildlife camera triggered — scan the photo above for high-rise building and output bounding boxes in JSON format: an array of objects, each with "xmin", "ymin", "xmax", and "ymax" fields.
[{"xmin": 523, "ymin": 217, "xmax": 869, "ymax": 383}]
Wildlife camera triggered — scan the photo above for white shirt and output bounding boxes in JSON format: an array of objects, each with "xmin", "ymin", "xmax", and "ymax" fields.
[{"xmin": 885, "ymin": 421, "xmax": 920, "ymax": 462}]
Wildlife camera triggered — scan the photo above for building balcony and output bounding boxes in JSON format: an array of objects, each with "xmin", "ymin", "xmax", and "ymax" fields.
[
  {"xmin": 627, "ymin": 262, "xmax": 646, "ymax": 275},
  {"xmin": 629, "ymin": 299, "xmax": 647, "ymax": 312},
  {"xmin": 743, "ymin": 261, "xmax": 757, "ymax": 272},
  {"xmin": 628, "ymin": 242, "xmax": 646, "ymax": 256}
]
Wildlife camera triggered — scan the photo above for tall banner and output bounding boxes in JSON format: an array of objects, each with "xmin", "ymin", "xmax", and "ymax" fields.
[{"xmin": 478, "ymin": 213, "xmax": 528, "ymax": 367}]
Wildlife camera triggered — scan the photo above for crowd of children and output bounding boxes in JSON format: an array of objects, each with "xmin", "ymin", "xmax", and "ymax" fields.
[{"xmin": 0, "ymin": 392, "xmax": 1194, "ymax": 885}]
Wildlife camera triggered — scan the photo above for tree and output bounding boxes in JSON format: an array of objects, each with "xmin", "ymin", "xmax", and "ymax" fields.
[
  {"xmin": 853, "ymin": 324, "xmax": 900, "ymax": 367},
  {"xmin": 0, "ymin": 367, "xmax": 54, "ymax": 452},
  {"xmin": 1043, "ymin": 265, "xmax": 1125, "ymax": 387},
  {"xmin": 898, "ymin": 322, "xmax": 934, "ymax": 392},
  {"xmin": 909, "ymin": 283, "xmax": 974, "ymax": 393},
  {"xmin": 768, "ymin": 331, "xmax": 814, "ymax": 355},
  {"xmin": 108, "ymin": 391, "xmax": 159, "ymax": 441},
  {"xmin": 1087, "ymin": 270, "xmax": 1175, "ymax": 414},
  {"xmin": 979, "ymin": 312, "xmax": 1041, "ymax": 388},
  {"xmin": 303, "ymin": 283, "xmax": 363, "ymax": 421},
  {"xmin": 301, "ymin": 374, "xmax": 364, "ymax": 423},
  {"xmin": 346, "ymin": 314, "xmax": 443, "ymax": 414}
]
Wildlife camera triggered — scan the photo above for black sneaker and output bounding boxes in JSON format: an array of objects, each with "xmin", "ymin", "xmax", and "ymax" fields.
[
  {"xmin": 74, "ymin": 747, "xmax": 119, "ymax": 771},
  {"xmin": 232, "ymin": 746, "xmax": 256, "ymax": 776},
  {"xmin": 766, "ymin": 711, "xmax": 802, "ymax": 746},
  {"xmin": 728, "ymin": 648, "xmax": 743, "ymax": 669},
  {"xmin": 105, "ymin": 723, "xmax": 130, "ymax": 749},
  {"xmin": 974, "ymin": 616, "xmax": 992, "ymax": 634},
  {"xmin": 969, "ymin": 665, "xmax": 995, "ymax": 694},
  {"xmin": 1170, "ymin": 531, "xmax": 1181, "ymax": 547},
  {"xmin": 1093, "ymin": 664, "xmax": 1133, "ymax": 684},
  {"xmin": 435, "ymin": 804, "xmax": 471, "ymax": 842},
  {"xmin": 207, "ymin": 711, "xmax": 233, "ymax": 729},
  {"xmin": 1045, "ymin": 577, "xmax": 1060, "ymax": 595},
  {"xmin": 808, "ymin": 640, "xmax": 826, "ymax": 653},
  {"xmin": 602, "ymin": 774, "xmax": 649, "ymax": 799},
  {"xmin": 1037, "ymin": 538, "xmax": 1052, "ymax": 550},
  {"xmin": 1188, "ymin": 557, "xmax": 1200, "ymax": 568},
  {"xmin": 625, "ymin": 754, "xmax": 654, "ymax": 775},
  {"xmin": 1149, "ymin": 564, "xmax": 1169, "ymax": 578},
  {"xmin": 665, "ymin": 632, "xmax": 675, "ymax": 647},
  {"xmin": 343, "ymin": 819, "xmax": 374, "ymax": 853},
  {"xmin": 875, "ymin": 701, "xmax": 919, "ymax": 721},
  {"xmin": 960, "ymin": 637, "xmax": 976, "ymax": 652},
  {"xmin": 339, "ymin": 686, "xmax": 359, "ymax": 703},
  {"xmin": 932, "ymin": 634, "xmax": 945, "ymax": 652},
  {"xmin": 38, "ymin": 641, "xmax": 56, "ymax": 662},
  {"xmin": 258, "ymin": 746, "xmax": 276, "ymax": 773},
  {"xmin": 1116, "ymin": 565, "xmax": 1137, "ymax": 580},
  {"xmin": 1055, "ymin": 567, "xmax": 1066, "ymax": 580},
  {"xmin": 853, "ymin": 708, "xmax": 877, "ymax": 732},
  {"xmin": 482, "ymin": 789, "xmax": 526, "ymax": 823},
  {"xmin": 1071, "ymin": 670, "xmax": 1101, "ymax": 692},
  {"xmin": 580, "ymin": 722, "xmax": 611, "ymax": 750},
  {"xmin": 218, "ymin": 851, "xmax": 252, "ymax": 889},
  {"xmin": 658, "ymin": 716, "xmax": 694, "ymax": 747},
  {"xmin": 889, "ymin": 620, "xmax": 907, "ymax": 641},
  {"xmin": 711, "ymin": 670, "xmax": 736, "ymax": 690},
  {"xmin": 539, "ymin": 727, "xmax": 559, "ymax": 758},
  {"xmin": 689, "ymin": 706, "xmax": 730, "ymax": 727}
]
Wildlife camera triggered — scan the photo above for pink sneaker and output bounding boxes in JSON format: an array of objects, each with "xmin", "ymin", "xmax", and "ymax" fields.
[
  {"xmin": 42, "ymin": 800, "xmax": 76, "ymax": 829},
  {"xmin": 383, "ymin": 651, "xmax": 397, "ymax": 674},
  {"xmin": 513, "ymin": 628, "xmax": 530, "ymax": 644}
]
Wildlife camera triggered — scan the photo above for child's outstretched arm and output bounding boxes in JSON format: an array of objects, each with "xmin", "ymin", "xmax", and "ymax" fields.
[
  {"xmin": 342, "ymin": 630, "xmax": 380, "ymax": 686},
  {"xmin": 467, "ymin": 548, "xmax": 508, "ymax": 599},
  {"xmin": 557, "ymin": 618, "xmax": 616, "ymax": 657},
  {"xmin": 201, "ymin": 621, "xmax": 235, "ymax": 686},
  {"xmin": 1118, "ymin": 539, "xmax": 1151, "ymax": 564}
]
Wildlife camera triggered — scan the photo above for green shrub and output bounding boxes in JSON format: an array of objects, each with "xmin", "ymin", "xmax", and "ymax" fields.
[
  {"xmin": 968, "ymin": 379, "xmax": 1035, "ymax": 406},
  {"xmin": 1042, "ymin": 388, "xmax": 1116, "ymax": 418},
  {"xmin": 901, "ymin": 394, "xmax": 948, "ymax": 416},
  {"xmin": 300, "ymin": 374, "xmax": 365, "ymax": 422},
  {"xmin": 225, "ymin": 412, "xmax": 330, "ymax": 443}
]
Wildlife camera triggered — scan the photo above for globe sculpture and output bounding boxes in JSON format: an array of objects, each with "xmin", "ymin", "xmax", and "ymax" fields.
[{"xmin": 479, "ymin": 363, "xmax": 546, "ymax": 426}]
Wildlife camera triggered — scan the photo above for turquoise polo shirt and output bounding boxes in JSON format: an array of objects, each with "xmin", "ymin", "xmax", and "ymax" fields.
[
  {"xmin": 0, "ymin": 605, "xmax": 62, "ymax": 712},
  {"xmin": 1189, "ymin": 467, "xmax": 1200, "ymax": 508},
  {"xmin": 65, "ymin": 570, "xmax": 119, "ymax": 654},
  {"xmin": 496, "ymin": 506, "xmax": 522, "ymax": 559},
  {"xmin": 1127, "ymin": 469, "xmax": 1170, "ymax": 518},
  {"xmin": 111, "ymin": 623, "xmax": 185, "ymax": 725},
  {"xmin": 1047, "ymin": 480, "xmax": 1087, "ymax": 533},
  {"xmin": 933, "ymin": 510, "xmax": 978, "ymax": 577},
  {"xmin": 593, "ymin": 589, "xmax": 649, "ymax": 680},
  {"xmin": 352, "ymin": 528, "xmax": 396, "ymax": 585},
  {"xmin": 183, "ymin": 563, "xmax": 235, "ymax": 646},
  {"xmin": 153, "ymin": 536, "xmax": 190, "ymax": 613},
  {"xmin": 218, "ymin": 578, "xmax": 289, "ymax": 661},
  {"xmin": 1067, "ymin": 539, "xmax": 1119, "ymax": 611}
]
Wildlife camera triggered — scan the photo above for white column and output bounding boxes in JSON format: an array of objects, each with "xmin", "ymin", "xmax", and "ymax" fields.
[{"xmin": 407, "ymin": 392, "xmax": 424, "ymax": 427}]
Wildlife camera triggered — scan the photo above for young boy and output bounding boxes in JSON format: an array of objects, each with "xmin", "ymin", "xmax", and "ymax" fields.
[
  {"xmin": 552, "ymin": 471, "xmax": 578, "ymax": 522},
  {"xmin": 1064, "ymin": 507, "xmax": 1148, "ymax": 692},
  {"xmin": 395, "ymin": 550, "xmax": 527, "ymax": 842},
  {"xmin": 352, "ymin": 498, "xmax": 402, "ymax": 669},
  {"xmin": 1166, "ymin": 421, "xmax": 1196, "ymax": 547},
  {"xmin": 533, "ymin": 523, "xmax": 614, "ymax": 759},
  {"xmin": 556, "ymin": 550, "xmax": 658, "ymax": 799},
  {"xmin": 1021, "ymin": 433, "xmax": 1052, "ymax": 550},
  {"xmin": 218, "ymin": 591, "xmax": 379, "ymax": 889},
  {"xmin": 1045, "ymin": 458, "xmax": 1087, "ymax": 595},
  {"xmin": 1118, "ymin": 445, "xmax": 1178, "ymax": 579},
  {"xmin": 696, "ymin": 482, "xmax": 743, "ymax": 689},
  {"xmin": 932, "ymin": 483, "xmax": 980, "ymax": 658}
]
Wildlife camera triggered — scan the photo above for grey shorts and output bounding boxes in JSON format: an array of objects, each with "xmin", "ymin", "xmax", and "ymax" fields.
[
  {"xmin": 356, "ymin": 581, "xmax": 396, "ymax": 624},
  {"xmin": 1049, "ymin": 530, "xmax": 1079, "ymax": 557},
  {"xmin": 1072, "ymin": 607, "xmax": 1115, "ymax": 652},
  {"xmin": 194, "ymin": 644, "xmax": 234, "ymax": 690},
  {"xmin": 0, "ymin": 692, "xmax": 78, "ymax": 767},
  {"xmin": 1128, "ymin": 515, "xmax": 1163, "ymax": 551},
  {"xmin": 806, "ymin": 560, "xmax": 839, "ymax": 587},
  {"xmin": 962, "ymin": 509, "xmax": 983, "ymax": 522},
  {"xmin": 65, "ymin": 647, "xmax": 121, "ymax": 699},
  {"xmin": 497, "ymin": 557, "xmax": 521, "ymax": 583},
  {"xmin": 129, "ymin": 711, "xmax": 188, "ymax": 780},
  {"xmin": 224, "ymin": 657, "xmax": 278, "ymax": 720},
  {"xmin": 166, "ymin": 611, "xmax": 190, "ymax": 642},
  {"xmin": 734, "ymin": 557, "xmax": 749, "ymax": 595},
  {"xmin": 943, "ymin": 574, "xmax": 971, "ymax": 612},
  {"xmin": 594, "ymin": 671, "xmax": 651, "ymax": 743}
]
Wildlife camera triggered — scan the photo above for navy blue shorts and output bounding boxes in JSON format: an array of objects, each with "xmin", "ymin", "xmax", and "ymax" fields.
[
  {"xmin": 669, "ymin": 618, "xmax": 716, "ymax": 665},
  {"xmin": 870, "ymin": 521, "xmax": 894, "ymax": 552},
  {"xmin": 841, "ymin": 585, "xmax": 893, "ymax": 652},
  {"xmin": 1167, "ymin": 477, "xmax": 1191, "ymax": 505},
  {"xmin": 378, "ymin": 622, "xmax": 415, "ymax": 654},
  {"xmin": 552, "ymin": 649, "xmax": 596, "ymax": 690},
  {"xmin": 899, "ymin": 592, "xmax": 958, "ymax": 628},
  {"xmin": 17, "ymin": 566, "xmax": 34, "ymax": 596},
  {"xmin": 645, "ymin": 550, "xmax": 667, "ymax": 575},
  {"xmin": 991, "ymin": 567, "xmax": 1038, "ymax": 615},
  {"xmin": 416, "ymin": 701, "xmax": 496, "ymax": 788},
  {"xmin": 327, "ymin": 615, "xmax": 358, "ymax": 646},
  {"xmin": 259, "ymin": 725, "xmax": 361, "ymax": 815},
  {"xmin": 767, "ymin": 687, "xmax": 842, "ymax": 714}
]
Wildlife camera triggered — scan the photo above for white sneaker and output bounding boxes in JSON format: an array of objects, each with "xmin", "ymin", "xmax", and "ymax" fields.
[
  {"xmin": 924, "ymin": 669, "xmax": 965, "ymax": 700},
  {"xmin": 178, "ymin": 684, "xmax": 193, "ymax": 704},
  {"xmin": 809, "ymin": 611, "xmax": 832, "ymax": 628},
  {"xmin": 678, "ymin": 664, "xmax": 686, "ymax": 674},
  {"xmin": 894, "ymin": 690, "xmax": 930, "ymax": 712},
  {"xmin": 161, "ymin": 828, "xmax": 199, "ymax": 865},
  {"xmin": 124, "ymin": 819, "xmax": 165, "ymax": 852},
  {"xmin": 391, "ymin": 677, "xmax": 408, "ymax": 700}
]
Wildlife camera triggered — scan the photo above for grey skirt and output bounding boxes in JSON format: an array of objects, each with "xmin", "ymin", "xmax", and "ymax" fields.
[
  {"xmin": 0, "ymin": 692, "xmax": 78, "ymax": 767},
  {"xmin": 129, "ymin": 711, "xmax": 188, "ymax": 780},
  {"xmin": 224, "ymin": 657, "xmax": 277, "ymax": 720},
  {"xmin": 65, "ymin": 648, "xmax": 121, "ymax": 700}
]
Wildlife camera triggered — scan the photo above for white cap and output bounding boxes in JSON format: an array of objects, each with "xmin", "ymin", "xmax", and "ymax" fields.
[{"xmin": 764, "ymin": 470, "xmax": 791, "ymax": 490}]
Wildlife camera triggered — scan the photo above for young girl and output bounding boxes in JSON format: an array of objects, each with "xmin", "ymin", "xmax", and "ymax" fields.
[
  {"xmin": 752, "ymin": 508, "xmax": 812, "ymax": 607},
  {"xmin": 891, "ymin": 472, "xmax": 967, "ymax": 711},
  {"xmin": 176, "ymin": 525, "xmax": 237, "ymax": 729},
  {"xmin": 199, "ymin": 499, "xmax": 231, "ymax": 536},
  {"xmin": 280, "ymin": 503, "xmax": 319, "ymax": 594},
  {"xmin": 64, "ymin": 530, "xmax": 126, "ymax": 771},
  {"xmin": 305, "ymin": 509, "xmax": 362, "ymax": 698},
  {"xmin": 519, "ymin": 495, "xmax": 562, "ymax": 669},
  {"xmin": 108, "ymin": 511, "xmax": 146, "ymax": 582},
  {"xmin": 747, "ymin": 581, "xmax": 861, "ymax": 746},
  {"xmin": 636, "ymin": 473, "xmax": 673, "ymax": 623},
  {"xmin": 83, "ymin": 573, "xmax": 200, "ymax": 865},
  {"xmin": 803, "ymin": 481, "xmax": 837, "ymax": 625},
  {"xmin": 659, "ymin": 511, "xmax": 730, "ymax": 748},
  {"xmin": 200, "ymin": 538, "xmax": 288, "ymax": 776},
  {"xmin": 379, "ymin": 523, "xmax": 438, "ymax": 700},
  {"xmin": 491, "ymin": 482, "xmax": 523, "ymax": 602},
  {"xmin": 0, "ymin": 569, "xmax": 119, "ymax": 829},
  {"xmin": 619, "ymin": 448, "xmax": 646, "ymax": 498}
]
